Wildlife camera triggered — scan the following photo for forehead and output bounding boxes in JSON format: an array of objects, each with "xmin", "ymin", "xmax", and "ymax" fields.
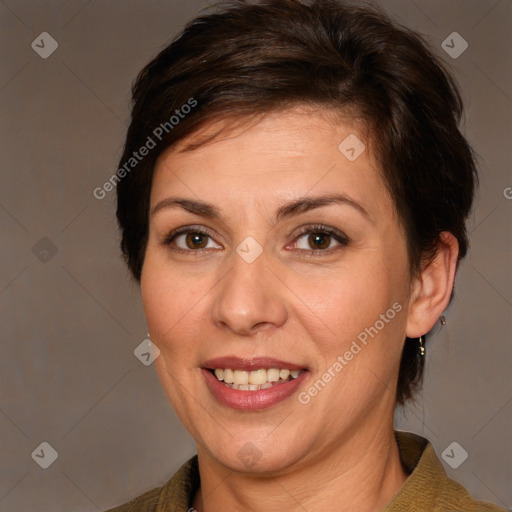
[
  {"xmin": 150, "ymin": 108, "xmax": 389, "ymax": 217},
  {"xmin": 171, "ymin": 107, "xmax": 371, "ymax": 157}
]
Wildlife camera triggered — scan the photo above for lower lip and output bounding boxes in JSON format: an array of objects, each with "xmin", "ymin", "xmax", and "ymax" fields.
[{"xmin": 202, "ymin": 369, "xmax": 309, "ymax": 411}]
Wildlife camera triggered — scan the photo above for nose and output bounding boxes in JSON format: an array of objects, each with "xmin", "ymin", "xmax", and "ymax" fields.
[{"xmin": 211, "ymin": 248, "xmax": 288, "ymax": 336}]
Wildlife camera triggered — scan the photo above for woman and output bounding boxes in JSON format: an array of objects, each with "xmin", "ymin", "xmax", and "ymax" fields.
[{"xmin": 107, "ymin": 1, "xmax": 506, "ymax": 510}]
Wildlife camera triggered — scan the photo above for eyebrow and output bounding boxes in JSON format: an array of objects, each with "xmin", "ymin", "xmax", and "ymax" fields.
[{"xmin": 150, "ymin": 193, "xmax": 372, "ymax": 222}]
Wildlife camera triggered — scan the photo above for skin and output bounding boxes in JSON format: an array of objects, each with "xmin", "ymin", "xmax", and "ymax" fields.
[{"xmin": 141, "ymin": 107, "xmax": 459, "ymax": 512}]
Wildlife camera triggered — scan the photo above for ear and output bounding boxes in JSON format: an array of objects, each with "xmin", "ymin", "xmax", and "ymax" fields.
[{"xmin": 405, "ymin": 232, "xmax": 459, "ymax": 338}]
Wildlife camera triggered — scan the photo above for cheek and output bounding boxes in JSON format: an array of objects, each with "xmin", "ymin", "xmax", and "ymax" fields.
[
  {"xmin": 140, "ymin": 261, "xmax": 204, "ymax": 412},
  {"xmin": 140, "ymin": 250, "xmax": 216, "ymax": 369},
  {"xmin": 141, "ymin": 256, "xmax": 192, "ymax": 346},
  {"xmin": 304, "ymin": 263, "xmax": 402, "ymax": 330},
  {"xmin": 294, "ymin": 253, "xmax": 409, "ymax": 373},
  {"xmin": 141, "ymin": 267, "xmax": 170, "ymax": 339}
]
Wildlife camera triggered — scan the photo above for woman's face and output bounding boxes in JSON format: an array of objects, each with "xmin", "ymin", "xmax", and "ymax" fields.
[{"xmin": 141, "ymin": 108, "xmax": 413, "ymax": 473}]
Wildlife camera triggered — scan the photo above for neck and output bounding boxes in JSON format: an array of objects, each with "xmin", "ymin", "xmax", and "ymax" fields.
[{"xmin": 192, "ymin": 424, "xmax": 408, "ymax": 512}]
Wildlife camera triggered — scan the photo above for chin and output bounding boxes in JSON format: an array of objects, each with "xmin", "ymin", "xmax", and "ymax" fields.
[{"xmin": 199, "ymin": 428, "xmax": 312, "ymax": 475}]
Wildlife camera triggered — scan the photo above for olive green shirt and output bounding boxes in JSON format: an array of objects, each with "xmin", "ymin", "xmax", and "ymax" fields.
[{"xmin": 106, "ymin": 431, "xmax": 507, "ymax": 511}]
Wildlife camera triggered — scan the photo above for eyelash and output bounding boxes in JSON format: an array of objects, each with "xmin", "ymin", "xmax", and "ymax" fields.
[{"xmin": 161, "ymin": 224, "xmax": 349, "ymax": 256}]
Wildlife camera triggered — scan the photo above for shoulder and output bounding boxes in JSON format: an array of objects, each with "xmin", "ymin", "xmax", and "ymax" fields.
[
  {"xmin": 103, "ymin": 455, "xmax": 200, "ymax": 512},
  {"xmin": 104, "ymin": 485, "xmax": 161, "ymax": 512},
  {"xmin": 436, "ymin": 472, "xmax": 508, "ymax": 511},
  {"xmin": 386, "ymin": 431, "xmax": 508, "ymax": 512}
]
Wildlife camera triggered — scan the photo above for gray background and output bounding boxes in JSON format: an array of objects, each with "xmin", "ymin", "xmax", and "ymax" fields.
[{"xmin": 0, "ymin": 0, "xmax": 510, "ymax": 510}]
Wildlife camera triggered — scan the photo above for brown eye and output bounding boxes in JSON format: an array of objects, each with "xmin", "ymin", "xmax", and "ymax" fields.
[
  {"xmin": 292, "ymin": 225, "xmax": 349, "ymax": 253},
  {"xmin": 185, "ymin": 233, "xmax": 209, "ymax": 249},
  {"xmin": 162, "ymin": 227, "xmax": 222, "ymax": 252},
  {"xmin": 308, "ymin": 233, "xmax": 332, "ymax": 250}
]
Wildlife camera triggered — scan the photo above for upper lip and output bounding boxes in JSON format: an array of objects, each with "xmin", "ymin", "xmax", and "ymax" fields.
[{"xmin": 202, "ymin": 356, "xmax": 307, "ymax": 372}]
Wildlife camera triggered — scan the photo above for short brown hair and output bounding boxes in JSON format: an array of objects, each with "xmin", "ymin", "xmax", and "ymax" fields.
[{"xmin": 116, "ymin": 0, "xmax": 478, "ymax": 404}]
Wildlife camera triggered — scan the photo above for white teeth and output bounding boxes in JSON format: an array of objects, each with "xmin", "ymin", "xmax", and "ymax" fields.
[
  {"xmin": 267, "ymin": 368, "xmax": 280, "ymax": 382},
  {"xmin": 224, "ymin": 369, "xmax": 234, "ymax": 383},
  {"xmin": 212, "ymin": 366, "xmax": 304, "ymax": 391},
  {"xmin": 233, "ymin": 370, "xmax": 249, "ymax": 385},
  {"xmin": 249, "ymin": 369, "xmax": 267, "ymax": 385}
]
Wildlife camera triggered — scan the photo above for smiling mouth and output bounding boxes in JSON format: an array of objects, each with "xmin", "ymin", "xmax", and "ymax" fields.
[{"xmin": 210, "ymin": 368, "xmax": 304, "ymax": 391}]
